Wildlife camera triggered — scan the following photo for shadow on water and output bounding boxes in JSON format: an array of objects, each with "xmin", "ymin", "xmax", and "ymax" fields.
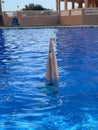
[{"xmin": 56, "ymin": 27, "xmax": 98, "ymax": 95}]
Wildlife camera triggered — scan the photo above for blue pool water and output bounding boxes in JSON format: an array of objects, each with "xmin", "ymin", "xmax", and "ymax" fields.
[{"xmin": 0, "ymin": 27, "xmax": 98, "ymax": 129}]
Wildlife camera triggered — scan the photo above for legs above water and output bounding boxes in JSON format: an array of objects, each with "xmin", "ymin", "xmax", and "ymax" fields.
[{"xmin": 45, "ymin": 38, "xmax": 58, "ymax": 86}]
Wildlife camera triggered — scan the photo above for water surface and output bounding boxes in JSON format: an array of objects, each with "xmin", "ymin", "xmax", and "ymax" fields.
[{"xmin": 0, "ymin": 27, "xmax": 98, "ymax": 129}]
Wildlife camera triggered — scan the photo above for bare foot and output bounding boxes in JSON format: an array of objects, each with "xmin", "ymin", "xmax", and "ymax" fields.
[{"xmin": 49, "ymin": 38, "xmax": 55, "ymax": 53}]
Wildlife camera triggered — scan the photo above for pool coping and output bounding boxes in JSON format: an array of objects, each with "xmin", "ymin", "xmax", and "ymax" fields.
[{"xmin": 0, "ymin": 25, "xmax": 98, "ymax": 29}]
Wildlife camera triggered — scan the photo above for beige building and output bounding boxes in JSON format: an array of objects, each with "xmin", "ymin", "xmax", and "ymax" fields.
[{"xmin": 2, "ymin": 0, "xmax": 98, "ymax": 26}]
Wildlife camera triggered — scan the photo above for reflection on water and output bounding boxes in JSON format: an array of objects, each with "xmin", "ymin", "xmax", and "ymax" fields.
[{"xmin": 0, "ymin": 27, "xmax": 98, "ymax": 129}]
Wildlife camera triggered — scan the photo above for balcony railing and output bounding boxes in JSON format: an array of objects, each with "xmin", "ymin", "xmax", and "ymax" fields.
[
  {"xmin": 84, "ymin": 8, "xmax": 98, "ymax": 15},
  {"xmin": 60, "ymin": 8, "xmax": 98, "ymax": 16}
]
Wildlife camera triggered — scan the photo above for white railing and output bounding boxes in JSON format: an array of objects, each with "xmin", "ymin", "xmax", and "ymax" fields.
[
  {"xmin": 60, "ymin": 8, "xmax": 98, "ymax": 16},
  {"xmin": 21, "ymin": 10, "xmax": 59, "ymax": 17},
  {"xmin": 60, "ymin": 10, "xmax": 70, "ymax": 16},
  {"xmin": 4, "ymin": 8, "xmax": 98, "ymax": 18},
  {"xmin": 4, "ymin": 10, "xmax": 59, "ymax": 18},
  {"xmin": 4, "ymin": 11, "xmax": 14, "ymax": 17},
  {"xmin": 71, "ymin": 9, "xmax": 82, "ymax": 15},
  {"xmin": 84, "ymin": 8, "xmax": 98, "ymax": 15}
]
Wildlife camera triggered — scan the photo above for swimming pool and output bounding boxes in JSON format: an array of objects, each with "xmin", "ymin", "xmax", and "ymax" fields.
[{"xmin": 0, "ymin": 27, "xmax": 98, "ymax": 129}]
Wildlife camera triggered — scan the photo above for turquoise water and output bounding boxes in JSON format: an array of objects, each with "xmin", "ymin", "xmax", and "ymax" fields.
[{"xmin": 0, "ymin": 27, "xmax": 98, "ymax": 129}]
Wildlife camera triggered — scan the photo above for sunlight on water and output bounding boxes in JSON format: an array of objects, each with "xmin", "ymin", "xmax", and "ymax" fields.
[{"xmin": 0, "ymin": 27, "xmax": 98, "ymax": 129}]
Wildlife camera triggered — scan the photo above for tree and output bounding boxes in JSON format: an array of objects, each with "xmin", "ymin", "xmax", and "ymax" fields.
[
  {"xmin": 0, "ymin": 0, "xmax": 4, "ymax": 25},
  {"xmin": 22, "ymin": 3, "xmax": 49, "ymax": 10}
]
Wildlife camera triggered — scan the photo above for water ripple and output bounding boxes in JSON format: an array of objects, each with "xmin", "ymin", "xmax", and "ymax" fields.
[{"xmin": 0, "ymin": 27, "xmax": 98, "ymax": 129}]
